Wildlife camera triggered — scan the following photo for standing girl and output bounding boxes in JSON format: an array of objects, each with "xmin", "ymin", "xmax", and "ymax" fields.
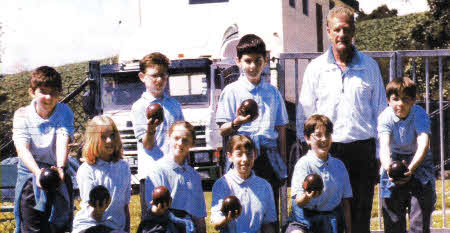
[{"xmin": 72, "ymin": 116, "xmax": 131, "ymax": 233}]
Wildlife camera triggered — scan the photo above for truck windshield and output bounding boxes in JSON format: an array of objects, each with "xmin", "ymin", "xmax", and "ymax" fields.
[
  {"xmin": 102, "ymin": 72, "xmax": 209, "ymax": 112},
  {"xmin": 168, "ymin": 73, "xmax": 209, "ymax": 106}
]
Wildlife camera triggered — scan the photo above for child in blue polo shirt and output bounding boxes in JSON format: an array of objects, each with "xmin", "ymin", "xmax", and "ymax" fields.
[
  {"xmin": 131, "ymin": 52, "xmax": 184, "ymax": 179},
  {"xmin": 216, "ymin": 34, "xmax": 289, "ymax": 218},
  {"xmin": 12, "ymin": 66, "xmax": 74, "ymax": 233},
  {"xmin": 211, "ymin": 134, "xmax": 277, "ymax": 233},
  {"xmin": 378, "ymin": 77, "xmax": 435, "ymax": 233},
  {"xmin": 144, "ymin": 121, "xmax": 207, "ymax": 233},
  {"xmin": 286, "ymin": 115, "xmax": 352, "ymax": 233}
]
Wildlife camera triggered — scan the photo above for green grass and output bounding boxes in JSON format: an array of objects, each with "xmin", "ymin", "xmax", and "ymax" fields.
[{"xmin": 1, "ymin": 180, "xmax": 449, "ymax": 232}]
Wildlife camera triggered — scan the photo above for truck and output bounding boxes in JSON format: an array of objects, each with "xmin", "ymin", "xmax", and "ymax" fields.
[{"xmin": 83, "ymin": 0, "xmax": 337, "ymax": 185}]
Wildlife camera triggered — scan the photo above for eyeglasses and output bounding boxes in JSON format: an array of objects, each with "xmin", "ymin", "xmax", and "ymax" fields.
[{"xmin": 310, "ymin": 133, "xmax": 331, "ymax": 141}]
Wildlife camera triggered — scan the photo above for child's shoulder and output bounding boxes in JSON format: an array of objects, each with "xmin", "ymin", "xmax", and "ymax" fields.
[{"xmin": 14, "ymin": 106, "xmax": 29, "ymax": 119}]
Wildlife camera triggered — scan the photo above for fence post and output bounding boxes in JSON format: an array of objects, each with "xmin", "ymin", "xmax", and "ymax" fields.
[
  {"xmin": 396, "ymin": 51, "xmax": 403, "ymax": 78},
  {"xmin": 438, "ymin": 56, "xmax": 447, "ymax": 228},
  {"xmin": 88, "ymin": 61, "xmax": 102, "ymax": 116}
]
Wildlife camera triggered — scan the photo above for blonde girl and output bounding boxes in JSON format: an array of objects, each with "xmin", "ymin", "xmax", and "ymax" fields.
[{"xmin": 72, "ymin": 116, "xmax": 131, "ymax": 233}]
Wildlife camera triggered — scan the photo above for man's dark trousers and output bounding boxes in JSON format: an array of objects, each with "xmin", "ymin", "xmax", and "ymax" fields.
[{"xmin": 330, "ymin": 138, "xmax": 378, "ymax": 233}]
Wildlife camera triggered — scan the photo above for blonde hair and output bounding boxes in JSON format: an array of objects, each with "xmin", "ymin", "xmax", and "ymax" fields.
[
  {"xmin": 82, "ymin": 115, "xmax": 123, "ymax": 165},
  {"xmin": 327, "ymin": 6, "xmax": 355, "ymax": 28}
]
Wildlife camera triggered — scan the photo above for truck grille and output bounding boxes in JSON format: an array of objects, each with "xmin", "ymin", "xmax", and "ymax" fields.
[
  {"xmin": 120, "ymin": 128, "xmax": 138, "ymax": 173},
  {"xmin": 194, "ymin": 125, "xmax": 206, "ymax": 147}
]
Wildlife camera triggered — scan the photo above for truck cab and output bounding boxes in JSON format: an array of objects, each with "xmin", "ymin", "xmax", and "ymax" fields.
[{"xmin": 86, "ymin": 58, "xmax": 232, "ymax": 187}]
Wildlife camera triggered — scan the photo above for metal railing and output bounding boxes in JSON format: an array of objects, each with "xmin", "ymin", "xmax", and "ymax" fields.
[{"xmin": 277, "ymin": 49, "xmax": 449, "ymax": 231}]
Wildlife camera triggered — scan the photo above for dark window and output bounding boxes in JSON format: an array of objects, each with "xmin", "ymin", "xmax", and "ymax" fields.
[
  {"xmin": 189, "ymin": 0, "xmax": 228, "ymax": 4},
  {"xmin": 316, "ymin": 3, "xmax": 323, "ymax": 52},
  {"xmin": 302, "ymin": 0, "xmax": 308, "ymax": 15},
  {"xmin": 329, "ymin": 0, "xmax": 335, "ymax": 10},
  {"xmin": 289, "ymin": 0, "xmax": 295, "ymax": 8}
]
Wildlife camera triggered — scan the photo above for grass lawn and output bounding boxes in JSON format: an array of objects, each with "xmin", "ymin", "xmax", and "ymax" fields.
[{"xmin": 1, "ymin": 180, "xmax": 449, "ymax": 232}]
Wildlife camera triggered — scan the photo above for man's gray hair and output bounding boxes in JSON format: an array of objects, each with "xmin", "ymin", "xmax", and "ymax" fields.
[{"xmin": 327, "ymin": 6, "xmax": 355, "ymax": 27}]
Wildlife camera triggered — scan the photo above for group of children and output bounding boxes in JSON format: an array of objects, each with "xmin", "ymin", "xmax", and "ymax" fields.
[{"xmin": 12, "ymin": 32, "xmax": 435, "ymax": 233}]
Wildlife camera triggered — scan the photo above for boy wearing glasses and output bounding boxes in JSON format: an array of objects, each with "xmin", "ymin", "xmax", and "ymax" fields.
[
  {"xmin": 285, "ymin": 115, "xmax": 352, "ymax": 233},
  {"xmin": 131, "ymin": 52, "xmax": 184, "ymax": 178}
]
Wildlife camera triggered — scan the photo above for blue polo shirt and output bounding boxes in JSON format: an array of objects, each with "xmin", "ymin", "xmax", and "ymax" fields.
[
  {"xmin": 291, "ymin": 150, "xmax": 352, "ymax": 211},
  {"xmin": 216, "ymin": 74, "xmax": 289, "ymax": 149},
  {"xmin": 211, "ymin": 170, "xmax": 277, "ymax": 233},
  {"xmin": 377, "ymin": 105, "xmax": 435, "ymax": 197},
  {"xmin": 73, "ymin": 159, "xmax": 131, "ymax": 232},
  {"xmin": 131, "ymin": 92, "xmax": 184, "ymax": 178},
  {"xmin": 144, "ymin": 156, "xmax": 207, "ymax": 218}
]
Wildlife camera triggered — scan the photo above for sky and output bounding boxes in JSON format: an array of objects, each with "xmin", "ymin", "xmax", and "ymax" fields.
[{"xmin": 0, "ymin": 0, "xmax": 430, "ymax": 74}]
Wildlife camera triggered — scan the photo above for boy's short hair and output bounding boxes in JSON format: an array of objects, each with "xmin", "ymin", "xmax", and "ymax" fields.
[
  {"xmin": 386, "ymin": 77, "xmax": 417, "ymax": 99},
  {"xmin": 169, "ymin": 120, "xmax": 196, "ymax": 142},
  {"xmin": 236, "ymin": 34, "xmax": 266, "ymax": 59},
  {"xmin": 227, "ymin": 134, "xmax": 256, "ymax": 154},
  {"xmin": 327, "ymin": 6, "xmax": 355, "ymax": 28},
  {"xmin": 30, "ymin": 66, "xmax": 62, "ymax": 92},
  {"xmin": 303, "ymin": 114, "xmax": 334, "ymax": 138},
  {"xmin": 139, "ymin": 52, "xmax": 170, "ymax": 74}
]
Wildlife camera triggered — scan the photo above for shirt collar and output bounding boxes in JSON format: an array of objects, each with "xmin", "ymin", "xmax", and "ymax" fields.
[
  {"xmin": 306, "ymin": 150, "xmax": 330, "ymax": 168},
  {"xmin": 326, "ymin": 45, "xmax": 363, "ymax": 70},
  {"xmin": 95, "ymin": 158, "xmax": 110, "ymax": 166},
  {"xmin": 161, "ymin": 156, "xmax": 188, "ymax": 172},
  {"xmin": 392, "ymin": 105, "xmax": 415, "ymax": 123},
  {"xmin": 227, "ymin": 169, "xmax": 255, "ymax": 185},
  {"xmin": 238, "ymin": 73, "xmax": 266, "ymax": 92},
  {"xmin": 141, "ymin": 91, "xmax": 167, "ymax": 102}
]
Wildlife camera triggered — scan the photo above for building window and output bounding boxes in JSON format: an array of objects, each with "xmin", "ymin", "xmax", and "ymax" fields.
[
  {"xmin": 289, "ymin": 0, "xmax": 295, "ymax": 8},
  {"xmin": 329, "ymin": 0, "xmax": 335, "ymax": 9},
  {"xmin": 302, "ymin": 0, "xmax": 308, "ymax": 15},
  {"xmin": 189, "ymin": 0, "xmax": 228, "ymax": 4},
  {"xmin": 316, "ymin": 3, "xmax": 324, "ymax": 52}
]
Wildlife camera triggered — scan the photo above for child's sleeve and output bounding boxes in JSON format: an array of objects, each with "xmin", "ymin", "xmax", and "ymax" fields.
[
  {"xmin": 76, "ymin": 164, "xmax": 96, "ymax": 206},
  {"xmin": 341, "ymin": 163, "xmax": 353, "ymax": 199},
  {"xmin": 263, "ymin": 182, "xmax": 277, "ymax": 224},
  {"xmin": 12, "ymin": 107, "xmax": 30, "ymax": 145},
  {"xmin": 414, "ymin": 107, "xmax": 431, "ymax": 135},
  {"xmin": 56, "ymin": 105, "xmax": 75, "ymax": 139},
  {"xmin": 275, "ymin": 89, "xmax": 289, "ymax": 126},
  {"xmin": 210, "ymin": 178, "xmax": 228, "ymax": 223},
  {"xmin": 131, "ymin": 101, "xmax": 147, "ymax": 141},
  {"xmin": 124, "ymin": 162, "xmax": 132, "ymax": 204},
  {"xmin": 216, "ymin": 88, "xmax": 236, "ymax": 123},
  {"xmin": 290, "ymin": 159, "xmax": 308, "ymax": 198},
  {"xmin": 377, "ymin": 108, "xmax": 392, "ymax": 137}
]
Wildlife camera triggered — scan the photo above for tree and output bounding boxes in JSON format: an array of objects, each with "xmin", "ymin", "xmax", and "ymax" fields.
[
  {"xmin": 357, "ymin": 4, "xmax": 398, "ymax": 22},
  {"xmin": 411, "ymin": 0, "xmax": 450, "ymax": 49}
]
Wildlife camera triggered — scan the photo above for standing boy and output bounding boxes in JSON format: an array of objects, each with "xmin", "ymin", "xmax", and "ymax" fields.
[
  {"xmin": 131, "ymin": 52, "xmax": 184, "ymax": 178},
  {"xmin": 216, "ymin": 34, "xmax": 289, "ymax": 217},
  {"xmin": 378, "ymin": 77, "xmax": 435, "ymax": 233},
  {"xmin": 13, "ymin": 66, "xmax": 74, "ymax": 233}
]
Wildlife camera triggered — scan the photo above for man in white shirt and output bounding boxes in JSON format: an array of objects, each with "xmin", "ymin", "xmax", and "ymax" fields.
[{"xmin": 296, "ymin": 7, "xmax": 387, "ymax": 233}]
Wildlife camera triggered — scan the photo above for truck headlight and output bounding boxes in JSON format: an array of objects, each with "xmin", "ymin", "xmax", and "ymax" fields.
[{"xmin": 194, "ymin": 152, "xmax": 210, "ymax": 163}]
